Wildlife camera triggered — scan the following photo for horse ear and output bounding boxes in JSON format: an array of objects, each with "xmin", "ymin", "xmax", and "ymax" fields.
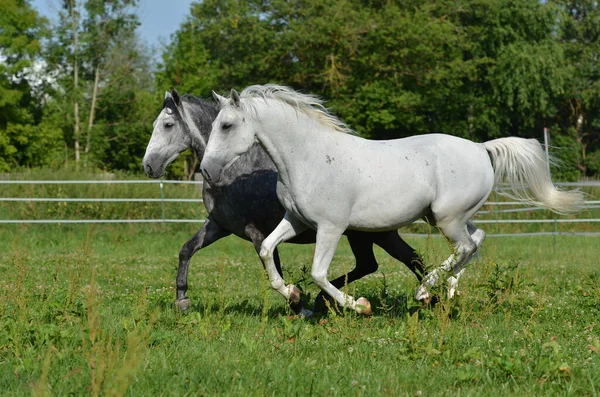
[
  {"xmin": 231, "ymin": 89, "xmax": 241, "ymax": 108},
  {"xmin": 212, "ymin": 91, "xmax": 226, "ymax": 107},
  {"xmin": 171, "ymin": 87, "xmax": 181, "ymax": 106},
  {"xmin": 164, "ymin": 91, "xmax": 171, "ymax": 100}
]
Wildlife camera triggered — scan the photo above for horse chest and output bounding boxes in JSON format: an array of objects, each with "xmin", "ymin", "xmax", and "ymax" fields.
[{"xmin": 274, "ymin": 180, "xmax": 315, "ymax": 226}]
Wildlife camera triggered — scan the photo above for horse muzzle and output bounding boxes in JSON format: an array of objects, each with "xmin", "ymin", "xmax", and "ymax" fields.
[
  {"xmin": 200, "ymin": 154, "xmax": 240, "ymax": 186},
  {"xmin": 142, "ymin": 154, "xmax": 165, "ymax": 178},
  {"xmin": 199, "ymin": 156, "xmax": 224, "ymax": 185}
]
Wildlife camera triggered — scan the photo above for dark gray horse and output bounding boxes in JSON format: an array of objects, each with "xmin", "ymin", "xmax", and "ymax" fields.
[{"xmin": 142, "ymin": 89, "xmax": 425, "ymax": 315}]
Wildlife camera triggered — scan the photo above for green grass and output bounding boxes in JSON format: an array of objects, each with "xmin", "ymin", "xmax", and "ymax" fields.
[{"xmin": 0, "ymin": 224, "xmax": 599, "ymax": 396}]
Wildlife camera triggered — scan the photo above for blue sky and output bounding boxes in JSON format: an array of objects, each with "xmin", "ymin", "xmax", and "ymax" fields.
[{"xmin": 31, "ymin": 0, "xmax": 196, "ymax": 48}]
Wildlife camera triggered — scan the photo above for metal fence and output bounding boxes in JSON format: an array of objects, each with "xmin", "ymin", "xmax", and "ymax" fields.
[{"xmin": 0, "ymin": 179, "xmax": 599, "ymax": 238}]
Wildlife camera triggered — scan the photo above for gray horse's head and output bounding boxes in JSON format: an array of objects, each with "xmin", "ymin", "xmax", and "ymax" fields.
[{"xmin": 143, "ymin": 89, "xmax": 217, "ymax": 178}]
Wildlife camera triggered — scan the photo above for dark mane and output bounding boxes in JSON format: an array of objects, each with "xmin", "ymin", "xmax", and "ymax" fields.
[
  {"xmin": 162, "ymin": 93, "xmax": 219, "ymax": 122},
  {"xmin": 182, "ymin": 94, "xmax": 219, "ymax": 126}
]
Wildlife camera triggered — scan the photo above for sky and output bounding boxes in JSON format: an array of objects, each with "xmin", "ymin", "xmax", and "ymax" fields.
[{"xmin": 30, "ymin": 0, "xmax": 196, "ymax": 48}]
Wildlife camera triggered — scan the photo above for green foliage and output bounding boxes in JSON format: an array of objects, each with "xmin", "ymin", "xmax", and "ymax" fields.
[
  {"xmin": 550, "ymin": 128, "xmax": 585, "ymax": 181},
  {"xmin": 0, "ymin": 0, "xmax": 49, "ymax": 171},
  {"xmin": 553, "ymin": 0, "xmax": 600, "ymax": 177},
  {"xmin": 87, "ymin": 42, "xmax": 155, "ymax": 172},
  {"xmin": 153, "ymin": 0, "xmax": 600, "ymax": 179},
  {"xmin": 0, "ymin": 0, "xmax": 596, "ymax": 178}
]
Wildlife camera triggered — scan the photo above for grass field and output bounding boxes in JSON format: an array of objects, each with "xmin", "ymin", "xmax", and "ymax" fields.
[{"xmin": 0, "ymin": 223, "xmax": 599, "ymax": 396}]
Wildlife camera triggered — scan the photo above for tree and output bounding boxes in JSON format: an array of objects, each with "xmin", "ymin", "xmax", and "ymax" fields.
[
  {"xmin": 553, "ymin": 0, "xmax": 600, "ymax": 176},
  {"xmin": 43, "ymin": 0, "xmax": 142, "ymax": 168},
  {"xmin": 160, "ymin": 0, "xmax": 564, "ymax": 141},
  {"xmin": 0, "ymin": 0, "xmax": 51, "ymax": 171},
  {"xmin": 89, "ymin": 34, "xmax": 155, "ymax": 172},
  {"xmin": 81, "ymin": 0, "xmax": 139, "ymax": 156}
]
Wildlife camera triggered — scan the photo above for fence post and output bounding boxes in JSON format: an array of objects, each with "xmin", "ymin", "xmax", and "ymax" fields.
[
  {"xmin": 160, "ymin": 181, "xmax": 165, "ymax": 222},
  {"xmin": 553, "ymin": 213, "xmax": 557, "ymax": 253},
  {"xmin": 494, "ymin": 191, "xmax": 500, "ymax": 234}
]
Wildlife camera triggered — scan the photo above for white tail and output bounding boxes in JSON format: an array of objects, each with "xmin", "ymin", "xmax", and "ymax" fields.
[{"xmin": 483, "ymin": 137, "xmax": 584, "ymax": 214}]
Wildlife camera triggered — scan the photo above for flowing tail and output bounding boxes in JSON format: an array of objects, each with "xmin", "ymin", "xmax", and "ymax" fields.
[{"xmin": 483, "ymin": 137, "xmax": 584, "ymax": 214}]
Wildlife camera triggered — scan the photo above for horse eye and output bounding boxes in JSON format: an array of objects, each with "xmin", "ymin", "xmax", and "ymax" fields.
[
  {"xmin": 222, "ymin": 123, "xmax": 232, "ymax": 131},
  {"xmin": 164, "ymin": 122, "xmax": 174, "ymax": 128}
]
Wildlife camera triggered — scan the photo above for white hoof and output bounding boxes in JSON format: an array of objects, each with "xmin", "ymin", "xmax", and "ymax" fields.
[
  {"xmin": 447, "ymin": 275, "xmax": 463, "ymax": 299},
  {"xmin": 288, "ymin": 284, "xmax": 301, "ymax": 304},
  {"xmin": 355, "ymin": 297, "xmax": 372, "ymax": 316},
  {"xmin": 415, "ymin": 285, "xmax": 430, "ymax": 302}
]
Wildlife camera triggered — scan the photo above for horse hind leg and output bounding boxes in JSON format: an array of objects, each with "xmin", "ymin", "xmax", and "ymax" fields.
[
  {"xmin": 176, "ymin": 217, "xmax": 231, "ymax": 310},
  {"xmin": 446, "ymin": 221, "xmax": 486, "ymax": 298},
  {"xmin": 415, "ymin": 220, "xmax": 479, "ymax": 303},
  {"xmin": 468, "ymin": 220, "xmax": 486, "ymax": 250},
  {"xmin": 373, "ymin": 230, "xmax": 426, "ymax": 282}
]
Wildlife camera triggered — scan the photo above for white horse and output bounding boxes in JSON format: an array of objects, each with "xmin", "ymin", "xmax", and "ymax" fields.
[{"xmin": 200, "ymin": 84, "xmax": 583, "ymax": 315}]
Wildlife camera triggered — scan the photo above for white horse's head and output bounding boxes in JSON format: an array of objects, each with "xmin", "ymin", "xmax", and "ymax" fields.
[
  {"xmin": 200, "ymin": 89, "xmax": 256, "ymax": 185},
  {"xmin": 143, "ymin": 89, "xmax": 193, "ymax": 178}
]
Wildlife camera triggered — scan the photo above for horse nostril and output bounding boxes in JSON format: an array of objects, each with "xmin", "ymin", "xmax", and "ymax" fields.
[{"xmin": 145, "ymin": 163, "xmax": 153, "ymax": 176}]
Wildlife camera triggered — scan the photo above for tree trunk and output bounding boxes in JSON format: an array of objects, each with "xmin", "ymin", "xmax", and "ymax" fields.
[
  {"xmin": 70, "ymin": 0, "xmax": 80, "ymax": 163},
  {"xmin": 86, "ymin": 65, "xmax": 100, "ymax": 154},
  {"xmin": 576, "ymin": 114, "xmax": 587, "ymax": 175},
  {"xmin": 187, "ymin": 152, "xmax": 199, "ymax": 181}
]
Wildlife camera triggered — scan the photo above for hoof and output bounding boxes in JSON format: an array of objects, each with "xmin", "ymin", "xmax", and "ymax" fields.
[
  {"xmin": 299, "ymin": 308, "xmax": 314, "ymax": 319},
  {"xmin": 175, "ymin": 297, "xmax": 191, "ymax": 311},
  {"xmin": 288, "ymin": 285, "xmax": 301, "ymax": 305},
  {"xmin": 421, "ymin": 295, "xmax": 440, "ymax": 307},
  {"xmin": 415, "ymin": 285, "xmax": 430, "ymax": 302},
  {"xmin": 288, "ymin": 285, "xmax": 308, "ymax": 316},
  {"xmin": 355, "ymin": 297, "xmax": 372, "ymax": 316}
]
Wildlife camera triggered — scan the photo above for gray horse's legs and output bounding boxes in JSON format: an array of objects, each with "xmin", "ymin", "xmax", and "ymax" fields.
[
  {"xmin": 176, "ymin": 217, "xmax": 231, "ymax": 310},
  {"xmin": 373, "ymin": 231, "xmax": 425, "ymax": 282},
  {"xmin": 245, "ymin": 225, "xmax": 283, "ymax": 277},
  {"xmin": 310, "ymin": 226, "xmax": 372, "ymax": 315},
  {"xmin": 259, "ymin": 213, "xmax": 311, "ymax": 316}
]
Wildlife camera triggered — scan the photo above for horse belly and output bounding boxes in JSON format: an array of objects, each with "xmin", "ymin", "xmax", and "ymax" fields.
[{"xmin": 348, "ymin": 184, "xmax": 433, "ymax": 231}]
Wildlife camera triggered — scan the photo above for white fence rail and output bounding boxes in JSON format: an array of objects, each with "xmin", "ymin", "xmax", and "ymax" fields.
[{"xmin": 0, "ymin": 180, "xmax": 599, "ymax": 238}]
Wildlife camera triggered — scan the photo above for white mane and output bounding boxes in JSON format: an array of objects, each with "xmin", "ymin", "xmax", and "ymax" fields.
[{"xmin": 239, "ymin": 84, "xmax": 353, "ymax": 134}]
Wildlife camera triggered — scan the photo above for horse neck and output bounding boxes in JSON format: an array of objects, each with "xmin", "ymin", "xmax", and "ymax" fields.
[
  {"xmin": 254, "ymin": 102, "xmax": 329, "ymax": 183},
  {"xmin": 182, "ymin": 100, "xmax": 219, "ymax": 158}
]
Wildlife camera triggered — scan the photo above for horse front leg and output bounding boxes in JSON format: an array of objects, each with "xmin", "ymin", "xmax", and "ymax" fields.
[
  {"xmin": 176, "ymin": 217, "xmax": 231, "ymax": 310},
  {"xmin": 259, "ymin": 213, "xmax": 310, "ymax": 316},
  {"xmin": 311, "ymin": 226, "xmax": 372, "ymax": 315},
  {"xmin": 314, "ymin": 231, "xmax": 377, "ymax": 313}
]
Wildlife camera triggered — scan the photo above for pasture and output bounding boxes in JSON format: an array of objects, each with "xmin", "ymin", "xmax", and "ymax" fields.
[{"xmin": 0, "ymin": 223, "xmax": 599, "ymax": 396}]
